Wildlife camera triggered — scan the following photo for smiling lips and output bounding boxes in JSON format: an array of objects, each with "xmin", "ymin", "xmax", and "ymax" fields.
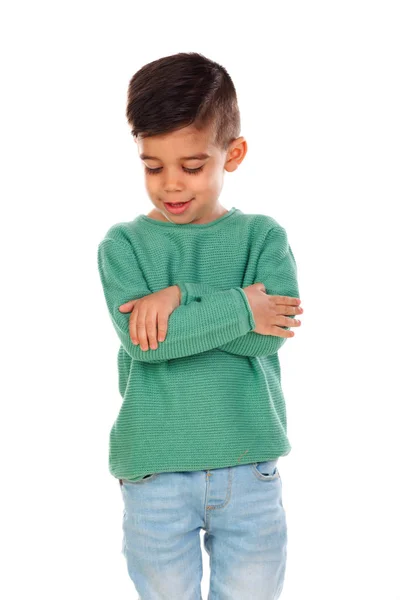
[
  {"xmin": 164, "ymin": 199, "xmax": 193, "ymax": 214},
  {"xmin": 165, "ymin": 199, "xmax": 192, "ymax": 204}
]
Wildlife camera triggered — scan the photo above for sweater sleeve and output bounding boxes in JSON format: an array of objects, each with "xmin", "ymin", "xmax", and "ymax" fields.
[
  {"xmin": 176, "ymin": 226, "xmax": 300, "ymax": 358},
  {"xmin": 97, "ymin": 237, "xmax": 256, "ymax": 363}
]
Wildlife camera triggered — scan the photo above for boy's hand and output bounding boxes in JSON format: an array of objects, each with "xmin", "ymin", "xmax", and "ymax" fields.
[
  {"xmin": 119, "ymin": 285, "xmax": 181, "ymax": 351},
  {"xmin": 243, "ymin": 283, "xmax": 303, "ymax": 337}
]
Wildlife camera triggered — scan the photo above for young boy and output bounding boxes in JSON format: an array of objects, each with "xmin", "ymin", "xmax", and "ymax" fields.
[{"xmin": 97, "ymin": 52, "xmax": 303, "ymax": 600}]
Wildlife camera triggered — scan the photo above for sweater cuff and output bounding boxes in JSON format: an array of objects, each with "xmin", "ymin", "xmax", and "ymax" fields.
[
  {"xmin": 235, "ymin": 287, "xmax": 256, "ymax": 331},
  {"xmin": 174, "ymin": 282, "xmax": 255, "ymax": 331},
  {"xmin": 174, "ymin": 281, "xmax": 200, "ymax": 305},
  {"xmin": 174, "ymin": 282, "xmax": 189, "ymax": 305}
]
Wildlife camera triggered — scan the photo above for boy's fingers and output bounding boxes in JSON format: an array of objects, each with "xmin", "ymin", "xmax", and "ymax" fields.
[
  {"xmin": 272, "ymin": 295, "xmax": 301, "ymax": 305},
  {"xmin": 146, "ymin": 310, "xmax": 159, "ymax": 350},
  {"xmin": 135, "ymin": 305, "xmax": 150, "ymax": 351},
  {"xmin": 119, "ymin": 299, "xmax": 135, "ymax": 312},
  {"xmin": 130, "ymin": 307, "xmax": 139, "ymax": 346},
  {"xmin": 136, "ymin": 315, "xmax": 149, "ymax": 351},
  {"xmin": 276, "ymin": 303, "xmax": 303, "ymax": 315},
  {"xmin": 157, "ymin": 313, "xmax": 168, "ymax": 342}
]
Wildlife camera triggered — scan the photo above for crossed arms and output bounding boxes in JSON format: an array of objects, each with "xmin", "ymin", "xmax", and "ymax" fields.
[{"xmin": 97, "ymin": 226, "xmax": 300, "ymax": 362}]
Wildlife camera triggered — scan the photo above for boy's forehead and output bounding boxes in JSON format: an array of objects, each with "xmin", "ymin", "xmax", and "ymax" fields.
[{"xmin": 137, "ymin": 125, "xmax": 220, "ymax": 160}]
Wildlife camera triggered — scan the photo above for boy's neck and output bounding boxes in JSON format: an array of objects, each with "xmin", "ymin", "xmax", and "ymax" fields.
[
  {"xmin": 145, "ymin": 205, "xmax": 229, "ymax": 224},
  {"xmin": 146, "ymin": 210, "xmax": 167, "ymax": 222}
]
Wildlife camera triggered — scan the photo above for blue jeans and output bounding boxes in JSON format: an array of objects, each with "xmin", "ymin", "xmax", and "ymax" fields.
[{"xmin": 118, "ymin": 459, "xmax": 286, "ymax": 600}]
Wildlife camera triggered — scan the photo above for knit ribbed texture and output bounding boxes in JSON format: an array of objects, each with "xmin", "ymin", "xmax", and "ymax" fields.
[{"xmin": 97, "ymin": 207, "xmax": 300, "ymax": 482}]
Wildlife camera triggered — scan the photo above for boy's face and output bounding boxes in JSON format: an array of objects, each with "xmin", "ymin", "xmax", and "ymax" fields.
[{"xmin": 135, "ymin": 123, "xmax": 247, "ymax": 224}]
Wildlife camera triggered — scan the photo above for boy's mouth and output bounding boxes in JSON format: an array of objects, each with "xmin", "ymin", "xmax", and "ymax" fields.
[
  {"xmin": 164, "ymin": 198, "xmax": 194, "ymax": 214},
  {"xmin": 164, "ymin": 198, "xmax": 193, "ymax": 205}
]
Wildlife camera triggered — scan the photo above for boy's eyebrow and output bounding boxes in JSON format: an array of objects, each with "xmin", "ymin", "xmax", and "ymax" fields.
[{"xmin": 140, "ymin": 153, "xmax": 211, "ymax": 161}]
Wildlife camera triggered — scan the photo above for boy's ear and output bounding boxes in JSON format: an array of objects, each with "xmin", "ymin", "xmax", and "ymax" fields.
[{"xmin": 224, "ymin": 137, "xmax": 247, "ymax": 172}]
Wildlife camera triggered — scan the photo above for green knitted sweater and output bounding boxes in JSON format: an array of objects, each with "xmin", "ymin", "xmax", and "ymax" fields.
[{"xmin": 97, "ymin": 207, "xmax": 300, "ymax": 482}]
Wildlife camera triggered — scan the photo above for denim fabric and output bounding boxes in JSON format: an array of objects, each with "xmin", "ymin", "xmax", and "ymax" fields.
[{"xmin": 118, "ymin": 459, "xmax": 286, "ymax": 600}]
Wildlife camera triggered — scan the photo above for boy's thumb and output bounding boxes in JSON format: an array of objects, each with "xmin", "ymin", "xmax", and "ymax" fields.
[{"xmin": 119, "ymin": 300, "xmax": 135, "ymax": 312}]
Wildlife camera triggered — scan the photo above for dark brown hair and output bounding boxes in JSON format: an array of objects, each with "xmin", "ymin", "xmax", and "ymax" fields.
[{"xmin": 126, "ymin": 52, "xmax": 241, "ymax": 152}]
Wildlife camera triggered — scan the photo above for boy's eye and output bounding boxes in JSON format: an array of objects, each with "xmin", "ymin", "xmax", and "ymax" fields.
[{"xmin": 144, "ymin": 165, "xmax": 204, "ymax": 176}]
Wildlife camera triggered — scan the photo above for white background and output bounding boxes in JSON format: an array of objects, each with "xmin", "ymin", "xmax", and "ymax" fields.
[{"xmin": 1, "ymin": 1, "xmax": 399, "ymax": 598}]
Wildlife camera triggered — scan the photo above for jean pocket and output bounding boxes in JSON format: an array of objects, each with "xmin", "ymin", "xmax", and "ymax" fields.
[
  {"xmin": 251, "ymin": 460, "xmax": 280, "ymax": 481},
  {"xmin": 119, "ymin": 473, "xmax": 160, "ymax": 486}
]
